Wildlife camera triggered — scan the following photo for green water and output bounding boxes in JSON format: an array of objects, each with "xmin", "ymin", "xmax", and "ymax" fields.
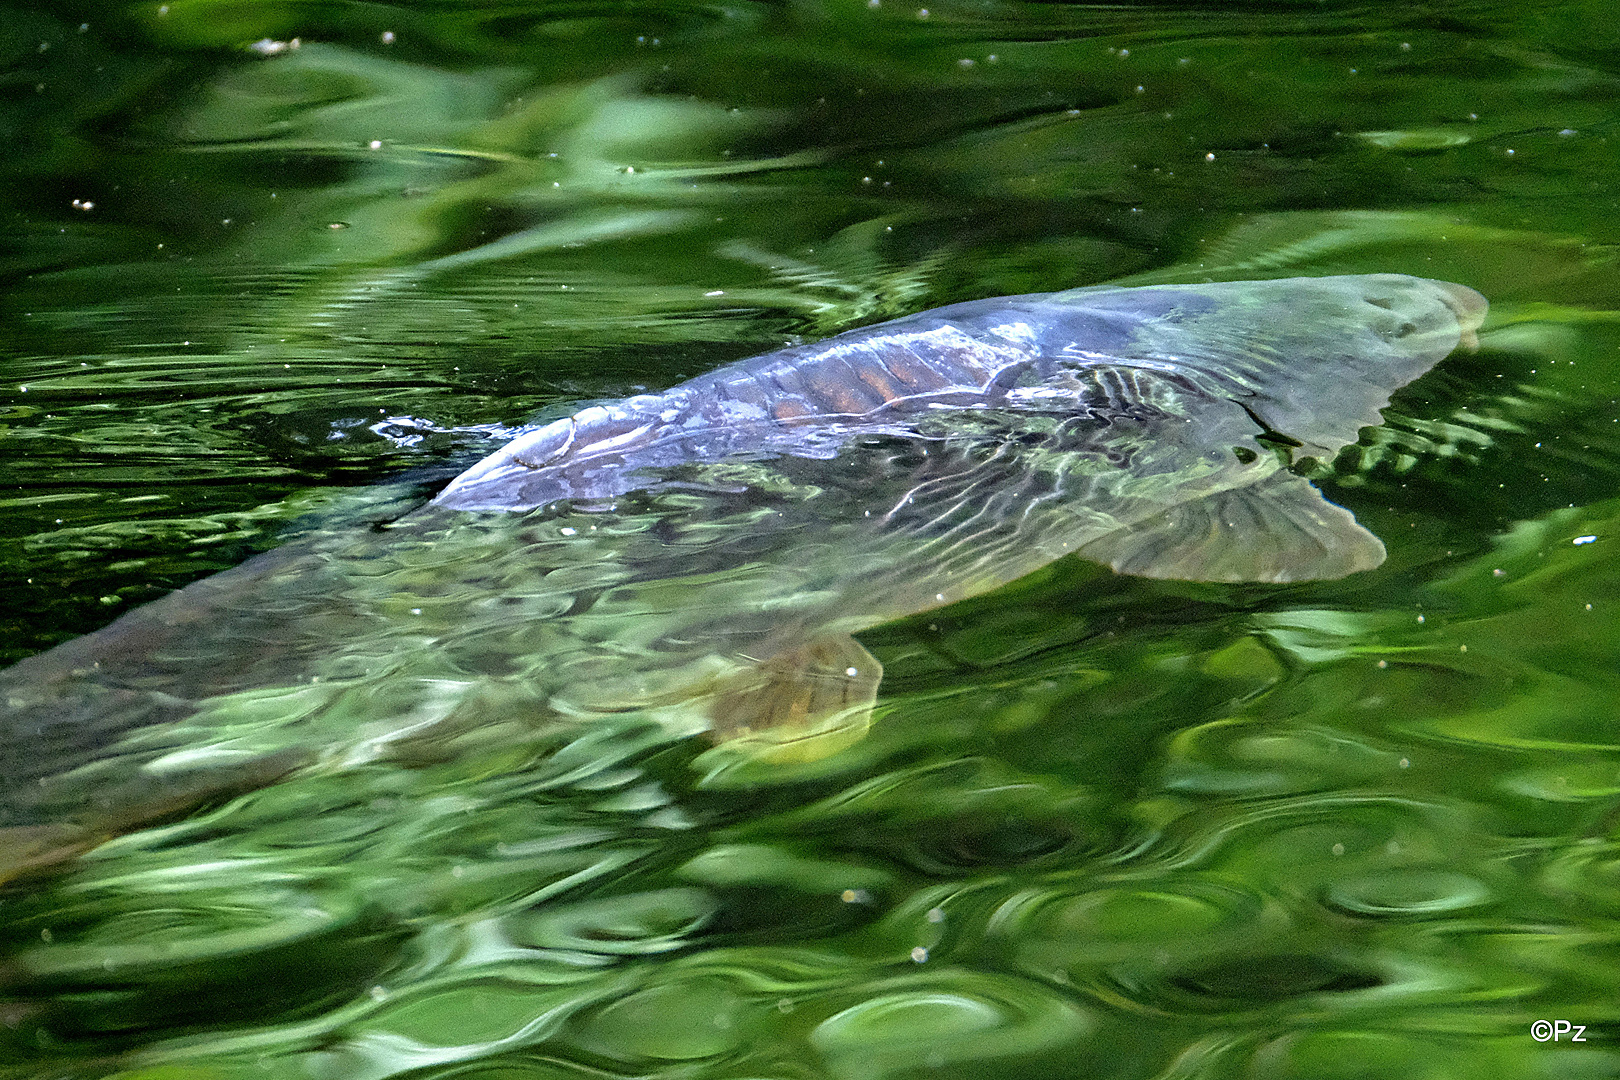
[{"xmin": 3, "ymin": 1, "xmax": 1620, "ymax": 1077}]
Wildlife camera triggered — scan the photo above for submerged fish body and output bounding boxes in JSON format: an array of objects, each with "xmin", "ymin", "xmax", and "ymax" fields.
[{"xmin": 0, "ymin": 275, "xmax": 1485, "ymax": 871}]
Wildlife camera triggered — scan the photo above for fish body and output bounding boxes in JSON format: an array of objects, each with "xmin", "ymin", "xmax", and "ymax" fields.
[
  {"xmin": 436, "ymin": 274, "xmax": 1482, "ymax": 513},
  {"xmin": 0, "ymin": 275, "xmax": 1485, "ymax": 870}
]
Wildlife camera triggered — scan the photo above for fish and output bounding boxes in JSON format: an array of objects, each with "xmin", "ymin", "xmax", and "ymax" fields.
[{"xmin": 0, "ymin": 274, "xmax": 1486, "ymax": 880}]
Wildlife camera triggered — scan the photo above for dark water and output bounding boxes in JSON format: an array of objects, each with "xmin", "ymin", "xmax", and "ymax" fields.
[{"xmin": 2, "ymin": 1, "xmax": 1619, "ymax": 1077}]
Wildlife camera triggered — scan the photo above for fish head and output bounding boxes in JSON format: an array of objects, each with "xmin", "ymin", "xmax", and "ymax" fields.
[{"xmin": 1032, "ymin": 274, "xmax": 1487, "ymax": 458}]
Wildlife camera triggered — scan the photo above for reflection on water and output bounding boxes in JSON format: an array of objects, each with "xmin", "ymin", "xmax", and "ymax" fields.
[{"xmin": 3, "ymin": 0, "xmax": 1620, "ymax": 1077}]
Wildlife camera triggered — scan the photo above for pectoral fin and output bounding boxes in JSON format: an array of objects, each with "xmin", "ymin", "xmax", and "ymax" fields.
[
  {"xmin": 705, "ymin": 634, "xmax": 882, "ymax": 763},
  {"xmin": 1076, "ymin": 471, "xmax": 1385, "ymax": 583}
]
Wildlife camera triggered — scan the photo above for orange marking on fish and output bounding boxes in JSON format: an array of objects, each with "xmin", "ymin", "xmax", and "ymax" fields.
[
  {"xmin": 874, "ymin": 342, "xmax": 951, "ymax": 391},
  {"xmin": 808, "ymin": 374, "xmax": 882, "ymax": 415},
  {"xmin": 852, "ymin": 361, "xmax": 903, "ymax": 404},
  {"xmin": 771, "ymin": 399, "xmax": 813, "ymax": 422}
]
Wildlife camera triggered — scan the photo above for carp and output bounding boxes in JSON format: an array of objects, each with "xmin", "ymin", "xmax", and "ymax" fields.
[{"xmin": 0, "ymin": 274, "xmax": 1485, "ymax": 879}]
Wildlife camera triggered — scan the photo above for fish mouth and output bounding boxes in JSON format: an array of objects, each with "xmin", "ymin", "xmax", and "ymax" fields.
[{"xmin": 1434, "ymin": 281, "xmax": 1489, "ymax": 351}]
